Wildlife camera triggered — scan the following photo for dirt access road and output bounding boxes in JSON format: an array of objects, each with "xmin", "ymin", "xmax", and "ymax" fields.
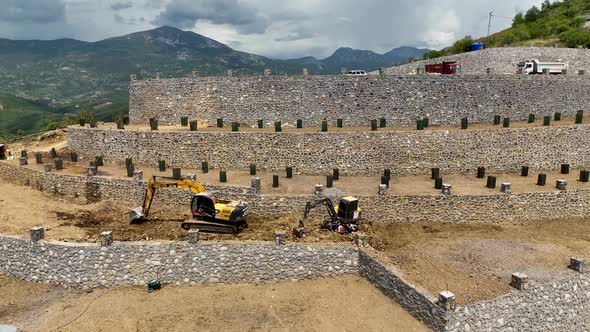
[{"xmin": 0, "ymin": 275, "xmax": 429, "ymax": 332}]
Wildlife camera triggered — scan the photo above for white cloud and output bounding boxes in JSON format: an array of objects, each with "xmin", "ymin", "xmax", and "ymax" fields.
[{"xmin": 0, "ymin": 0, "xmax": 545, "ymax": 58}]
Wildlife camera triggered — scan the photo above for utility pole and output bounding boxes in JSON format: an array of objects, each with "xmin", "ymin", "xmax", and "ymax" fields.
[{"xmin": 488, "ymin": 11, "xmax": 494, "ymax": 36}]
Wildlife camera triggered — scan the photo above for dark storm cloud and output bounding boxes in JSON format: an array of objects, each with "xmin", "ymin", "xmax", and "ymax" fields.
[
  {"xmin": 0, "ymin": 0, "xmax": 66, "ymax": 23},
  {"xmin": 152, "ymin": 0, "xmax": 270, "ymax": 34},
  {"xmin": 111, "ymin": 1, "xmax": 134, "ymax": 11}
]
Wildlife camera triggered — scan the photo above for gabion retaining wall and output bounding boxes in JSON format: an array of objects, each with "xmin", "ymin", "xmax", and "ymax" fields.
[
  {"xmin": 3, "ymin": 161, "xmax": 590, "ymax": 224},
  {"xmin": 446, "ymin": 271, "xmax": 590, "ymax": 331},
  {"xmin": 360, "ymin": 249, "xmax": 590, "ymax": 332},
  {"xmin": 67, "ymin": 124, "xmax": 590, "ymax": 176},
  {"xmin": 128, "ymin": 75, "xmax": 590, "ymax": 126},
  {"xmin": 0, "ymin": 234, "xmax": 358, "ymax": 288},
  {"xmin": 3, "ymin": 232, "xmax": 586, "ymax": 332}
]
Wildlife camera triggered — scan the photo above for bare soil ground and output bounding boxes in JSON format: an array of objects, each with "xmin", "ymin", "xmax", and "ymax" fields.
[
  {"xmin": 0, "ymin": 181, "xmax": 357, "ymax": 243},
  {"xmin": 0, "ymin": 275, "xmax": 429, "ymax": 332},
  {"xmin": 2, "ymin": 180, "xmax": 590, "ymax": 306},
  {"xmin": 9, "ymin": 155, "xmax": 590, "ymax": 196},
  {"xmin": 97, "ymin": 115, "xmax": 588, "ymax": 133},
  {"xmin": 368, "ymin": 219, "xmax": 590, "ymax": 304},
  {"xmin": 6, "ymin": 130, "xmax": 68, "ymax": 154}
]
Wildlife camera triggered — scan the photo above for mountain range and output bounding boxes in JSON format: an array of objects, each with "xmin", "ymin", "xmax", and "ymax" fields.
[{"xmin": 0, "ymin": 26, "xmax": 429, "ymax": 136}]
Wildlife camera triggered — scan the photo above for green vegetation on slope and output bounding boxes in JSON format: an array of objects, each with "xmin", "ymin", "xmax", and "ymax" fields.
[
  {"xmin": 0, "ymin": 93, "xmax": 64, "ymax": 138},
  {"xmin": 424, "ymin": 0, "xmax": 590, "ymax": 59},
  {"xmin": 0, "ymin": 91, "xmax": 129, "ymax": 140}
]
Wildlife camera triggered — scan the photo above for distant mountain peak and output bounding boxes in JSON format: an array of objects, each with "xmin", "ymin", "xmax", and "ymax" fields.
[
  {"xmin": 316, "ymin": 45, "xmax": 430, "ymax": 72},
  {"xmin": 121, "ymin": 26, "xmax": 230, "ymax": 50}
]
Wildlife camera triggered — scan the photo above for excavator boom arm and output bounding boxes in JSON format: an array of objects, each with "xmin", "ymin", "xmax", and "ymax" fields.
[{"xmin": 131, "ymin": 176, "xmax": 208, "ymax": 222}]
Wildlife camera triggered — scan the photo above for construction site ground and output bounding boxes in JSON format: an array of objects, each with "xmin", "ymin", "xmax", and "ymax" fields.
[
  {"xmin": 7, "ymin": 155, "xmax": 590, "ymax": 196},
  {"xmin": 1, "ymin": 180, "xmax": 589, "ymax": 305},
  {"xmin": 0, "ymin": 274, "xmax": 429, "ymax": 332}
]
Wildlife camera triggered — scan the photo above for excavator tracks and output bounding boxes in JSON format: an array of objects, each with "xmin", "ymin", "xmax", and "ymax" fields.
[{"xmin": 181, "ymin": 220, "xmax": 239, "ymax": 234}]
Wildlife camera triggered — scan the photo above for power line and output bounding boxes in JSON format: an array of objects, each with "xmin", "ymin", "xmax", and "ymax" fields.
[{"xmin": 488, "ymin": 11, "xmax": 515, "ymax": 36}]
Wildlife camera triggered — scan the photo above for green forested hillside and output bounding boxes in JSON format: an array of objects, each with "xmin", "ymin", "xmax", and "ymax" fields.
[
  {"xmin": 0, "ymin": 92, "xmax": 128, "ymax": 139},
  {"xmin": 0, "ymin": 93, "xmax": 64, "ymax": 139},
  {"xmin": 425, "ymin": 0, "xmax": 590, "ymax": 59}
]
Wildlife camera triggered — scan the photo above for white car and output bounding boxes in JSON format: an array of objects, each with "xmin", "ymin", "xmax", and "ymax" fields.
[{"xmin": 346, "ymin": 70, "xmax": 367, "ymax": 76}]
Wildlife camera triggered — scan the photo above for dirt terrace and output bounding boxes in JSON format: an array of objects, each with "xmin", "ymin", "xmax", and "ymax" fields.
[
  {"xmin": 0, "ymin": 275, "xmax": 428, "ymax": 332},
  {"xmin": 8, "ymin": 156, "xmax": 590, "ymax": 196},
  {"xmin": 1, "ymin": 181, "xmax": 590, "ymax": 306},
  {"xmin": 99, "ymin": 114, "xmax": 588, "ymax": 133},
  {"xmin": 369, "ymin": 219, "xmax": 590, "ymax": 304}
]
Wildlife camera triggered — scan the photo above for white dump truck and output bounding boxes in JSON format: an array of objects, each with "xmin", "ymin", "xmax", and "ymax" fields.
[{"xmin": 518, "ymin": 59, "xmax": 568, "ymax": 74}]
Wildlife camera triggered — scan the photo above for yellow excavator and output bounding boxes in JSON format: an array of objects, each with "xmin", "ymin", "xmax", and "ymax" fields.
[
  {"xmin": 129, "ymin": 175, "xmax": 250, "ymax": 234},
  {"xmin": 0, "ymin": 144, "xmax": 9, "ymax": 160},
  {"xmin": 294, "ymin": 196, "xmax": 362, "ymax": 237}
]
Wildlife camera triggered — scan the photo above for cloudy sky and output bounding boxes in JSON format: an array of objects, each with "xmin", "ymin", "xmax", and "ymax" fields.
[{"xmin": 0, "ymin": 0, "xmax": 543, "ymax": 59}]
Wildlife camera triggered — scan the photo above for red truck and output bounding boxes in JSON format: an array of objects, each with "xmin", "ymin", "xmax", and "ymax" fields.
[{"xmin": 425, "ymin": 61, "xmax": 459, "ymax": 75}]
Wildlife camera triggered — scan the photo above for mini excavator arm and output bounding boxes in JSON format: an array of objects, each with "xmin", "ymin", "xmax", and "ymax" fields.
[
  {"xmin": 298, "ymin": 197, "xmax": 337, "ymax": 228},
  {"xmin": 129, "ymin": 175, "xmax": 208, "ymax": 223}
]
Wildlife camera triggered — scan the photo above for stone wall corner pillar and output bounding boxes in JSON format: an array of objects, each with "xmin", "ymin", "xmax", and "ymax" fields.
[
  {"xmin": 100, "ymin": 231, "xmax": 113, "ymax": 246},
  {"xmin": 569, "ymin": 257, "xmax": 585, "ymax": 273},
  {"xmin": 275, "ymin": 230, "xmax": 286, "ymax": 246},
  {"xmin": 133, "ymin": 170, "xmax": 144, "ymax": 182},
  {"xmin": 438, "ymin": 290, "xmax": 456, "ymax": 311},
  {"xmin": 511, "ymin": 272, "xmax": 529, "ymax": 290},
  {"xmin": 354, "ymin": 233, "xmax": 367, "ymax": 247},
  {"xmin": 501, "ymin": 182, "xmax": 512, "ymax": 194},
  {"xmin": 187, "ymin": 229, "xmax": 200, "ymax": 244},
  {"xmin": 30, "ymin": 227, "xmax": 45, "ymax": 243},
  {"xmin": 251, "ymin": 177, "xmax": 261, "ymax": 193},
  {"xmin": 442, "ymin": 184, "xmax": 452, "ymax": 195},
  {"xmin": 87, "ymin": 166, "xmax": 98, "ymax": 176},
  {"xmin": 314, "ymin": 184, "xmax": 324, "ymax": 196}
]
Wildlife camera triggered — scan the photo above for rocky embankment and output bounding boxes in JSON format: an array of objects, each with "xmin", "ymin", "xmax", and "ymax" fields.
[{"xmin": 383, "ymin": 47, "xmax": 590, "ymax": 75}]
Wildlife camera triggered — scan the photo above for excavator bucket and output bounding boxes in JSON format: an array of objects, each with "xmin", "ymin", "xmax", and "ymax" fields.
[
  {"xmin": 293, "ymin": 226, "xmax": 305, "ymax": 238},
  {"xmin": 128, "ymin": 207, "xmax": 146, "ymax": 224}
]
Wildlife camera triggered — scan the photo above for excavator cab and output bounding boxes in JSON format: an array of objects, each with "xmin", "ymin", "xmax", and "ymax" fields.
[
  {"xmin": 336, "ymin": 196, "xmax": 360, "ymax": 223},
  {"xmin": 191, "ymin": 193, "xmax": 216, "ymax": 219}
]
